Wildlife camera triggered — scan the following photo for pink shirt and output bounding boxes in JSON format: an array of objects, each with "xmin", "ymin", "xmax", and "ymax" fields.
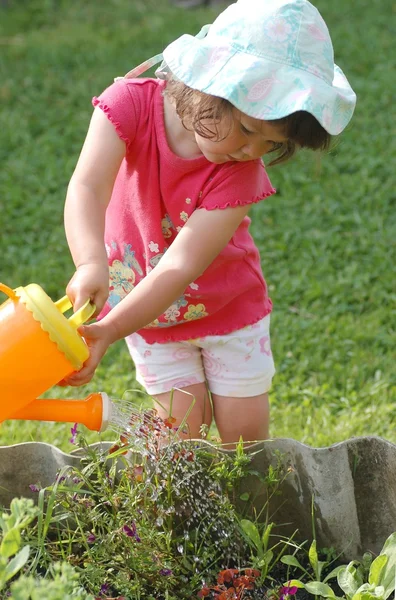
[{"xmin": 93, "ymin": 78, "xmax": 276, "ymax": 343}]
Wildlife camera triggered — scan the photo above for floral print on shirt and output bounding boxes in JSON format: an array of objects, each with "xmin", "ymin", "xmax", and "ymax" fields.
[
  {"xmin": 107, "ymin": 240, "xmax": 207, "ymax": 327},
  {"xmin": 107, "ymin": 242, "xmax": 144, "ymax": 308},
  {"xmin": 161, "ymin": 214, "xmax": 175, "ymax": 238}
]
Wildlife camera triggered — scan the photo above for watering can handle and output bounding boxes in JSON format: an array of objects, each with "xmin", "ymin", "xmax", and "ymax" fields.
[
  {"xmin": 0, "ymin": 283, "xmax": 18, "ymax": 300},
  {"xmin": 54, "ymin": 296, "xmax": 96, "ymax": 328}
]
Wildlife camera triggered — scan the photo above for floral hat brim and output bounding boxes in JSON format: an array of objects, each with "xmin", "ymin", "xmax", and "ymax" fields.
[{"xmin": 161, "ymin": 0, "xmax": 356, "ymax": 135}]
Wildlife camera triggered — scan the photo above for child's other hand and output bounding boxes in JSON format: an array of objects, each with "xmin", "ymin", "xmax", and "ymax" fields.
[
  {"xmin": 58, "ymin": 322, "xmax": 114, "ymax": 386},
  {"xmin": 67, "ymin": 263, "xmax": 109, "ymax": 317}
]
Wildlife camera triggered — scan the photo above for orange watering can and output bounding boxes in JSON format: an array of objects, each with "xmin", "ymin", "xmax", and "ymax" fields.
[{"xmin": 0, "ymin": 282, "xmax": 96, "ymax": 424}]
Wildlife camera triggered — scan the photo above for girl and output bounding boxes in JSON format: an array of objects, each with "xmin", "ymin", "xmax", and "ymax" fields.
[{"xmin": 62, "ymin": 0, "xmax": 356, "ymax": 444}]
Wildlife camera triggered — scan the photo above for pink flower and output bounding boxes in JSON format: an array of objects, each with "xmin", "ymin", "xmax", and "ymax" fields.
[
  {"xmin": 123, "ymin": 523, "xmax": 141, "ymax": 543},
  {"xmin": 280, "ymin": 583, "xmax": 299, "ymax": 600}
]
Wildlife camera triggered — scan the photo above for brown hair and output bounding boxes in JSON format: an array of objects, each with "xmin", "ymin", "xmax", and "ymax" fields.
[{"xmin": 164, "ymin": 78, "xmax": 332, "ymax": 166}]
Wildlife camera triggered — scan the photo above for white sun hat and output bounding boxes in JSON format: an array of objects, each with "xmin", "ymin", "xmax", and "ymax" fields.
[{"xmin": 155, "ymin": 0, "xmax": 356, "ymax": 135}]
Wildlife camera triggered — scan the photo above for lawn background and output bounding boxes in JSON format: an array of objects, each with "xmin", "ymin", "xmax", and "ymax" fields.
[{"xmin": 0, "ymin": 0, "xmax": 394, "ymax": 451}]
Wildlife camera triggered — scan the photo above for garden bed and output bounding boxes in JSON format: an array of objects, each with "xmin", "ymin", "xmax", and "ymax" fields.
[
  {"xmin": 2, "ymin": 435, "xmax": 396, "ymax": 557},
  {"xmin": 1, "ymin": 422, "xmax": 396, "ymax": 599}
]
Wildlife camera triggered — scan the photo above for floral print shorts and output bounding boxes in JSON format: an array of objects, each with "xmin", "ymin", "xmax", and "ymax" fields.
[{"xmin": 125, "ymin": 315, "xmax": 275, "ymax": 398}]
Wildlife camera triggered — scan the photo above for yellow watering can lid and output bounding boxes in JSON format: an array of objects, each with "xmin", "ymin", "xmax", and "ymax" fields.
[{"xmin": 14, "ymin": 284, "xmax": 96, "ymax": 370}]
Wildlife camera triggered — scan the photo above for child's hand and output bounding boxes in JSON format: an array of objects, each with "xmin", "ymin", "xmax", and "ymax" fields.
[
  {"xmin": 58, "ymin": 321, "xmax": 115, "ymax": 386},
  {"xmin": 67, "ymin": 263, "xmax": 109, "ymax": 317}
]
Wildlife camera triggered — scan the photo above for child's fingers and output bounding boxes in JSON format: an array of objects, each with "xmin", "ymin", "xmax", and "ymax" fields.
[
  {"xmin": 57, "ymin": 324, "xmax": 108, "ymax": 386},
  {"xmin": 78, "ymin": 323, "xmax": 100, "ymax": 340},
  {"xmin": 58, "ymin": 367, "xmax": 95, "ymax": 387}
]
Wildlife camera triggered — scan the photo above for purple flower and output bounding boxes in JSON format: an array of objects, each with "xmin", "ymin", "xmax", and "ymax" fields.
[
  {"xmin": 99, "ymin": 583, "xmax": 110, "ymax": 596},
  {"xmin": 55, "ymin": 474, "xmax": 66, "ymax": 484},
  {"xmin": 280, "ymin": 584, "xmax": 299, "ymax": 600},
  {"xmin": 122, "ymin": 523, "xmax": 141, "ymax": 542},
  {"xmin": 159, "ymin": 568, "xmax": 173, "ymax": 576},
  {"xmin": 29, "ymin": 484, "xmax": 40, "ymax": 492},
  {"xmin": 69, "ymin": 423, "xmax": 79, "ymax": 444},
  {"xmin": 87, "ymin": 533, "xmax": 96, "ymax": 544}
]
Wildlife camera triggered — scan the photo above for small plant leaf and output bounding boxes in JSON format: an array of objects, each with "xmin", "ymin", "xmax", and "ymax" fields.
[
  {"xmin": 352, "ymin": 583, "xmax": 385, "ymax": 600},
  {"xmin": 4, "ymin": 545, "xmax": 30, "ymax": 582},
  {"xmin": 368, "ymin": 555, "xmax": 387, "ymax": 587},
  {"xmin": 324, "ymin": 564, "xmax": 345, "ymax": 583},
  {"xmin": 262, "ymin": 522, "xmax": 273, "ymax": 551},
  {"xmin": 281, "ymin": 554, "xmax": 306, "ymax": 571},
  {"xmin": 309, "ymin": 539, "xmax": 319, "ymax": 576},
  {"xmin": 263, "ymin": 549, "xmax": 274, "ymax": 565},
  {"xmin": 0, "ymin": 528, "xmax": 21, "ymax": 558},
  {"xmin": 240, "ymin": 519, "xmax": 262, "ymax": 551},
  {"xmin": 352, "ymin": 591, "xmax": 369, "ymax": 600},
  {"xmin": 285, "ymin": 579, "xmax": 305, "ymax": 589},
  {"xmin": 239, "ymin": 492, "xmax": 250, "ymax": 501},
  {"xmin": 338, "ymin": 563, "xmax": 362, "ymax": 597},
  {"xmin": 374, "ymin": 532, "xmax": 396, "ymax": 598},
  {"xmin": 362, "ymin": 553, "xmax": 373, "ymax": 571},
  {"xmin": 305, "ymin": 581, "xmax": 337, "ymax": 597}
]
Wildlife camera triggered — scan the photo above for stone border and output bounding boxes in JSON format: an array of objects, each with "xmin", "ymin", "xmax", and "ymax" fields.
[{"xmin": 1, "ymin": 436, "xmax": 395, "ymax": 558}]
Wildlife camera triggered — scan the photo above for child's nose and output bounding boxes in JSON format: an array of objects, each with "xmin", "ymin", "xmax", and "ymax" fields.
[
  {"xmin": 241, "ymin": 142, "xmax": 264, "ymax": 158},
  {"xmin": 242, "ymin": 140, "xmax": 275, "ymax": 158}
]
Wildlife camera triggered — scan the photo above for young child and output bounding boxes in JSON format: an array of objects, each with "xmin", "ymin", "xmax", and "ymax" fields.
[{"xmin": 62, "ymin": 0, "xmax": 356, "ymax": 444}]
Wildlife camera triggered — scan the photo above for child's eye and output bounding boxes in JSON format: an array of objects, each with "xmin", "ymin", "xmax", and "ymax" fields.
[{"xmin": 240, "ymin": 123, "xmax": 254, "ymax": 134}]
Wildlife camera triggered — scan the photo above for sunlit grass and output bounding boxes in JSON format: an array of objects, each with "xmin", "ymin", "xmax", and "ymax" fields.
[{"xmin": 0, "ymin": 0, "xmax": 394, "ymax": 452}]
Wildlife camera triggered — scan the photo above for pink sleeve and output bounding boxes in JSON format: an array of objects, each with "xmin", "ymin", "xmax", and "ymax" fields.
[
  {"xmin": 92, "ymin": 79, "xmax": 139, "ymax": 148},
  {"xmin": 198, "ymin": 160, "xmax": 276, "ymax": 211}
]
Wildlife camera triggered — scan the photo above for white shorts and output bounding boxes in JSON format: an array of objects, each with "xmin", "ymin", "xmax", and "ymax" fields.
[{"xmin": 125, "ymin": 315, "xmax": 275, "ymax": 398}]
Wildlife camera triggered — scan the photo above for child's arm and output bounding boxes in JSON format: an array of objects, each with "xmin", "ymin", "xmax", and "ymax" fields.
[
  {"xmin": 64, "ymin": 108, "xmax": 126, "ymax": 314},
  {"xmin": 61, "ymin": 202, "xmax": 251, "ymax": 386}
]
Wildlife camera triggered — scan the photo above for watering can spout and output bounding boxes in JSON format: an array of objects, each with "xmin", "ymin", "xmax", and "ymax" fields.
[{"xmin": 7, "ymin": 393, "xmax": 111, "ymax": 433}]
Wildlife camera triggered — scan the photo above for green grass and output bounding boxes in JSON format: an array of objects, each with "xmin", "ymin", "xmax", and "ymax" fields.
[{"xmin": 0, "ymin": 0, "xmax": 394, "ymax": 451}]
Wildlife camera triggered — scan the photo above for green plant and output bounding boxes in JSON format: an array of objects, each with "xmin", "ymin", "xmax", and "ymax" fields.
[
  {"xmin": 283, "ymin": 533, "xmax": 396, "ymax": 600},
  {"xmin": 12, "ymin": 413, "xmax": 267, "ymax": 599},
  {"xmin": 212, "ymin": 437, "xmax": 253, "ymax": 492},
  {"xmin": 281, "ymin": 538, "xmax": 344, "ymax": 598},
  {"xmin": 335, "ymin": 533, "xmax": 396, "ymax": 600},
  {"xmin": 237, "ymin": 451, "xmax": 296, "ymax": 584},
  {"xmin": 8, "ymin": 562, "xmax": 94, "ymax": 600},
  {"xmin": 0, "ymin": 498, "xmax": 39, "ymax": 591},
  {"xmin": 239, "ymin": 518, "xmax": 296, "ymax": 585},
  {"xmin": 0, "ymin": 498, "xmax": 92, "ymax": 599},
  {"xmin": 280, "ymin": 495, "xmax": 343, "ymax": 596}
]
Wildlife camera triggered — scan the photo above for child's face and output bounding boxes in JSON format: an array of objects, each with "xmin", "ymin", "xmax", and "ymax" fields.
[{"xmin": 194, "ymin": 109, "xmax": 287, "ymax": 164}]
